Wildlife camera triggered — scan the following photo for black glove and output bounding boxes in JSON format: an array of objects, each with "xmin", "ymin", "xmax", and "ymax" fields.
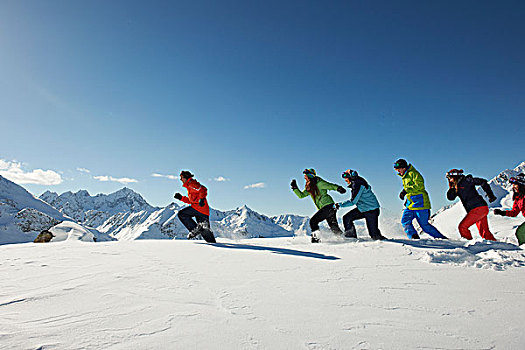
[
  {"xmin": 290, "ymin": 179, "xmax": 298, "ymax": 190},
  {"xmin": 399, "ymin": 190, "xmax": 407, "ymax": 200},
  {"xmin": 494, "ymin": 209, "xmax": 506, "ymax": 216},
  {"xmin": 174, "ymin": 193, "xmax": 183, "ymax": 200},
  {"xmin": 488, "ymin": 195, "xmax": 497, "ymax": 203},
  {"xmin": 199, "ymin": 198, "xmax": 205, "ymax": 207},
  {"xmin": 337, "ymin": 186, "xmax": 346, "ymax": 194}
]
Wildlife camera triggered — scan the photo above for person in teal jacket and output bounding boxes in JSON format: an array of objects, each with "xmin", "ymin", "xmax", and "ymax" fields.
[
  {"xmin": 336, "ymin": 169, "xmax": 386, "ymax": 240},
  {"xmin": 394, "ymin": 159, "xmax": 447, "ymax": 240},
  {"xmin": 291, "ymin": 168, "xmax": 346, "ymax": 243}
]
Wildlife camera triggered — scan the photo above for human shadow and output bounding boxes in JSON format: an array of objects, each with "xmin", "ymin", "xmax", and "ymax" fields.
[
  {"xmin": 387, "ymin": 238, "xmax": 521, "ymax": 254},
  {"xmin": 205, "ymin": 242, "xmax": 340, "ymax": 261}
]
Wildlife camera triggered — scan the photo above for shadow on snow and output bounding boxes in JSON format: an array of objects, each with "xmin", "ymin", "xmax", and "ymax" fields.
[{"xmin": 206, "ymin": 242, "xmax": 340, "ymax": 261}]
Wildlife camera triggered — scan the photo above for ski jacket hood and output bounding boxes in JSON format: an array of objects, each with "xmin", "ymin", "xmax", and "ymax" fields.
[
  {"xmin": 399, "ymin": 165, "xmax": 431, "ymax": 210},
  {"xmin": 182, "ymin": 178, "xmax": 209, "ymax": 216},
  {"xmin": 293, "ymin": 177, "xmax": 339, "ymax": 210},
  {"xmin": 446, "ymin": 175, "xmax": 494, "ymax": 212}
]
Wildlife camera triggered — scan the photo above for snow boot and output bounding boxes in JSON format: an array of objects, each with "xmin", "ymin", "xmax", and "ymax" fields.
[
  {"xmin": 371, "ymin": 234, "xmax": 387, "ymax": 240},
  {"xmin": 311, "ymin": 231, "xmax": 320, "ymax": 243},
  {"xmin": 410, "ymin": 233, "xmax": 420, "ymax": 240},
  {"xmin": 344, "ymin": 226, "xmax": 357, "ymax": 239},
  {"xmin": 200, "ymin": 229, "xmax": 216, "ymax": 243}
]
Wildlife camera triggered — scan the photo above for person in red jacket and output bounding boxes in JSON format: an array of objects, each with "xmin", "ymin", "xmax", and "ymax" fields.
[
  {"xmin": 494, "ymin": 173, "xmax": 525, "ymax": 245},
  {"xmin": 174, "ymin": 170, "xmax": 216, "ymax": 243}
]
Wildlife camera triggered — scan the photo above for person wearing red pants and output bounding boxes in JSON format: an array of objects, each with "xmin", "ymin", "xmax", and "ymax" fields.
[{"xmin": 446, "ymin": 169, "xmax": 497, "ymax": 240}]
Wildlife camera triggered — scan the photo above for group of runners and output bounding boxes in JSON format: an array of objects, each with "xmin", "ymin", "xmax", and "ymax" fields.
[{"xmin": 172, "ymin": 160, "xmax": 525, "ymax": 245}]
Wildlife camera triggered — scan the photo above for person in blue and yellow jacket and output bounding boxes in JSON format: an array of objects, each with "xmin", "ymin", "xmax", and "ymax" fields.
[
  {"xmin": 336, "ymin": 169, "xmax": 386, "ymax": 240},
  {"xmin": 394, "ymin": 159, "xmax": 447, "ymax": 240}
]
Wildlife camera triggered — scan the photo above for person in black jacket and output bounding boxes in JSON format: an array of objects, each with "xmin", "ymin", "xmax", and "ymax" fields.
[{"xmin": 446, "ymin": 169, "xmax": 497, "ymax": 240}]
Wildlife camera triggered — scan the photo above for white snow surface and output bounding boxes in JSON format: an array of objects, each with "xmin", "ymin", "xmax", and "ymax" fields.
[
  {"xmin": 1, "ymin": 237, "xmax": 524, "ymax": 349},
  {"xmin": 48, "ymin": 221, "xmax": 96, "ymax": 243}
]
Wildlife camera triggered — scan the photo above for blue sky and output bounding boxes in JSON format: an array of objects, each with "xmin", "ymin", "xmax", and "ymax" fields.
[{"xmin": 1, "ymin": 0, "xmax": 524, "ymax": 217}]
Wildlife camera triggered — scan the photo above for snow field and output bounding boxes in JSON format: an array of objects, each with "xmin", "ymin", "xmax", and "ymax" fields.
[{"xmin": 1, "ymin": 237, "xmax": 524, "ymax": 349}]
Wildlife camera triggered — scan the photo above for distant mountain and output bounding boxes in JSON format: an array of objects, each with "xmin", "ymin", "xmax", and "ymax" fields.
[
  {"xmin": 271, "ymin": 213, "xmax": 310, "ymax": 235},
  {"xmin": 41, "ymin": 187, "xmax": 156, "ymax": 223},
  {"xmin": 432, "ymin": 161, "xmax": 525, "ymax": 244},
  {"xmin": 39, "ymin": 190, "xmax": 309, "ymax": 240},
  {"xmin": 0, "ymin": 175, "xmax": 112, "ymax": 244}
]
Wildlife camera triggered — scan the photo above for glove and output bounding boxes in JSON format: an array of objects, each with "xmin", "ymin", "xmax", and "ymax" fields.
[
  {"xmin": 488, "ymin": 195, "xmax": 497, "ymax": 203},
  {"xmin": 290, "ymin": 179, "xmax": 298, "ymax": 190},
  {"xmin": 199, "ymin": 198, "xmax": 205, "ymax": 207},
  {"xmin": 337, "ymin": 186, "xmax": 346, "ymax": 194},
  {"xmin": 399, "ymin": 190, "xmax": 407, "ymax": 200},
  {"xmin": 335, "ymin": 203, "xmax": 340, "ymax": 210},
  {"xmin": 494, "ymin": 209, "xmax": 506, "ymax": 216},
  {"xmin": 174, "ymin": 193, "xmax": 183, "ymax": 200}
]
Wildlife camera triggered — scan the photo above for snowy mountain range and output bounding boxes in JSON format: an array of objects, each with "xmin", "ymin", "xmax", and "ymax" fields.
[
  {"xmin": 0, "ymin": 174, "xmax": 310, "ymax": 244},
  {"xmin": 0, "ymin": 176, "xmax": 112, "ymax": 244},
  {"xmin": 38, "ymin": 188, "xmax": 308, "ymax": 241},
  {"xmin": 1, "ymin": 161, "xmax": 523, "ymax": 245}
]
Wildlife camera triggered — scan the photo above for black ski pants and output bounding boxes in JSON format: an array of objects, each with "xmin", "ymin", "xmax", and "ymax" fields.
[
  {"xmin": 310, "ymin": 204, "xmax": 343, "ymax": 234},
  {"xmin": 177, "ymin": 206, "xmax": 216, "ymax": 243},
  {"xmin": 342, "ymin": 207, "xmax": 381, "ymax": 239}
]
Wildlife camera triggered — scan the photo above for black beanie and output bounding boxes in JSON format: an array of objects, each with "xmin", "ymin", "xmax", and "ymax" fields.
[
  {"xmin": 394, "ymin": 159, "xmax": 409, "ymax": 169},
  {"xmin": 180, "ymin": 170, "xmax": 194, "ymax": 179}
]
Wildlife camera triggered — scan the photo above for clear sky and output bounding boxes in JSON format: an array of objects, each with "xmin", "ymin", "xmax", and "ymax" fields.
[{"xmin": 1, "ymin": 0, "xmax": 524, "ymax": 217}]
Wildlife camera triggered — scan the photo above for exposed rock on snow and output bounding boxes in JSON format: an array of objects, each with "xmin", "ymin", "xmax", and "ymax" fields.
[{"xmin": 34, "ymin": 230, "xmax": 54, "ymax": 243}]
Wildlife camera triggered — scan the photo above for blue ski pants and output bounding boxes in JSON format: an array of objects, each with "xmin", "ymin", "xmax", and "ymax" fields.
[{"xmin": 401, "ymin": 208, "xmax": 447, "ymax": 239}]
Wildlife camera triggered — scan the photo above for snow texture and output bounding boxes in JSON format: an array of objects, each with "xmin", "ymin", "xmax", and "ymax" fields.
[{"xmin": 0, "ymin": 238, "xmax": 524, "ymax": 349}]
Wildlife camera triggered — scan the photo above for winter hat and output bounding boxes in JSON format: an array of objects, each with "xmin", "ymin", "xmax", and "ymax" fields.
[
  {"xmin": 393, "ymin": 159, "xmax": 408, "ymax": 169},
  {"xmin": 342, "ymin": 169, "xmax": 358, "ymax": 179},
  {"xmin": 510, "ymin": 173, "xmax": 525, "ymax": 186},
  {"xmin": 303, "ymin": 168, "xmax": 316, "ymax": 178},
  {"xmin": 446, "ymin": 169, "xmax": 464, "ymax": 178},
  {"xmin": 180, "ymin": 170, "xmax": 194, "ymax": 179}
]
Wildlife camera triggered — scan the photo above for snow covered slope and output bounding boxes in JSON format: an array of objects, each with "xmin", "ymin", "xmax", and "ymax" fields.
[
  {"xmin": 432, "ymin": 161, "xmax": 525, "ymax": 244},
  {"xmin": 1, "ymin": 237, "xmax": 524, "ymax": 349},
  {"xmin": 0, "ymin": 176, "xmax": 112, "ymax": 244},
  {"xmin": 49, "ymin": 221, "xmax": 96, "ymax": 242},
  {"xmin": 0, "ymin": 175, "xmax": 66, "ymax": 244}
]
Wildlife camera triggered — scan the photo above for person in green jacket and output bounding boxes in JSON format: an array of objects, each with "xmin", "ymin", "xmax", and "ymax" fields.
[
  {"xmin": 394, "ymin": 159, "xmax": 447, "ymax": 240},
  {"xmin": 291, "ymin": 168, "xmax": 346, "ymax": 243}
]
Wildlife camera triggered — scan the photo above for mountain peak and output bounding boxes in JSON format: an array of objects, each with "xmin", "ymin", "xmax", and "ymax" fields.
[{"xmin": 75, "ymin": 189, "xmax": 90, "ymax": 196}]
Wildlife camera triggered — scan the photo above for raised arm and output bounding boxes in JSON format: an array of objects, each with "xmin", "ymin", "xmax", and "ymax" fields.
[{"xmin": 473, "ymin": 177, "xmax": 496, "ymax": 202}]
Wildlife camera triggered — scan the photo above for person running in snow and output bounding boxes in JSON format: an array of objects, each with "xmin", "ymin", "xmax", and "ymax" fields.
[
  {"xmin": 494, "ymin": 173, "xmax": 525, "ymax": 245},
  {"xmin": 394, "ymin": 159, "xmax": 447, "ymax": 240},
  {"xmin": 335, "ymin": 169, "xmax": 386, "ymax": 240},
  {"xmin": 174, "ymin": 170, "xmax": 216, "ymax": 243},
  {"xmin": 446, "ymin": 169, "xmax": 497, "ymax": 241},
  {"xmin": 291, "ymin": 168, "xmax": 346, "ymax": 243}
]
